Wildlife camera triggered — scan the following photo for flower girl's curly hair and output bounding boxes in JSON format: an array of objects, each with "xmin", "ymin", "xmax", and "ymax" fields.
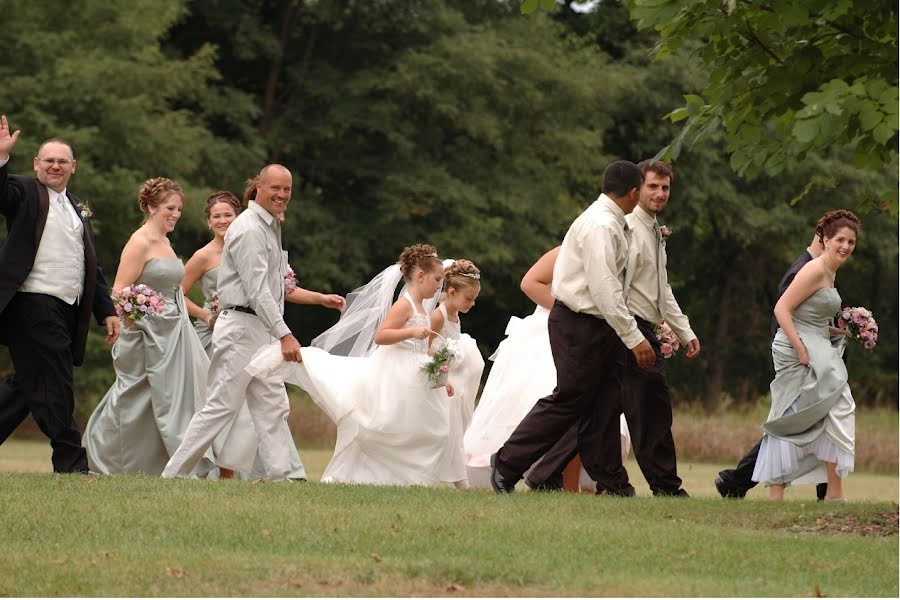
[
  {"xmin": 444, "ymin": 259, "xmax": 481, "ymax": 292},
  {"xmin": 398, "ymin": 244, "xmax": 442, "ymax": 280},
  {"xmin": 816, "ymin": 210, "xmax": 861, "ymax": 240},
  {"xmin": 137, "ymin": 177, "xmax": 184, "ymax": 221}
]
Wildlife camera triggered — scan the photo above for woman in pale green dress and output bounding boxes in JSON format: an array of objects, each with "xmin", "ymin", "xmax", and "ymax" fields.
[
  {"xmin": 752, "ymin": 210, "xmax": 861, "ymax": 501},
  {"xmin": 85, "ymin": 178, "xmax": 215, "ymax": 475}
]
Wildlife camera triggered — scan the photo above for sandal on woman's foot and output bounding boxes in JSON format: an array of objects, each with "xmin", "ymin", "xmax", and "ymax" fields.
[{"xmin": 824, "ymin": 496, "xmax": 847, "ymax": 502}]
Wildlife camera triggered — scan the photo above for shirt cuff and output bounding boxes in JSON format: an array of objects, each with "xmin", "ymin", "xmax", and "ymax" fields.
[{"xmin": 272, "ymin": 322, "xmax": 291, "ymax": 340}]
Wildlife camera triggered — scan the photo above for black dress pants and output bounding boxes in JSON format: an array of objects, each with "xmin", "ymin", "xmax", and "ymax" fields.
[
  {"xmin": 528, "ymin": 317, "xmax": 683, "ymax": 494},
  {"xmin": 0, "ymin": 293, "xmax": 88, "ymax": 473},
  {"xmin": 493, "ymin": 302, "xmax": 632, "ymax": 494}
]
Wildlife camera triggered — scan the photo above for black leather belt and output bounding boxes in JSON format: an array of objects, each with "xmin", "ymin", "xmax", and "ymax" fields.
[{"xmin": 229, "ymin": 305, "xmax": 257, "ymax": 316}]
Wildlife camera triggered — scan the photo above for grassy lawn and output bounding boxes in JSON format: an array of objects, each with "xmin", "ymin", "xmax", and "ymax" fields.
[{"xmin": 1, "ymin": 440, "xmax": 897, "ymax": 597}]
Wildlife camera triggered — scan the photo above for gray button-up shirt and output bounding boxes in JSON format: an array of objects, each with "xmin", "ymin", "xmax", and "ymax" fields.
[{"xmin": 217, "ymin": 201, "xmax": 290, "ymax": 339}]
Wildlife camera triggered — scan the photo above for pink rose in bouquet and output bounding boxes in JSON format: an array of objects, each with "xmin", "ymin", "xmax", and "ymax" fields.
[
  {"xmin": 836, "ymin": 306, "xmax": 878, "ymax": 350},
  {"xmin": 654, "ymin": 322, "xmax": 680, "ymax": 359},
  {"xmin": 112, "ymin": 284, "xmax": 165, "ymax": 324},
  {"xmin": 284, "ymin": 267, "xmax": 298, "ymax": 295}
]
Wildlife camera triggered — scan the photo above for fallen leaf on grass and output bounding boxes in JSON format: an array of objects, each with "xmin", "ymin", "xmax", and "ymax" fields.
[
  {"xmin": 447, "ymin": 583, "xmax": 465, "ymax": 592},
  {"xmin": 165, "ymin": 566, "xmax": 187, "ymax": 578},
  {"xmin": 370, "ymin": 553, "xmax": 382, "ymax": 563}
]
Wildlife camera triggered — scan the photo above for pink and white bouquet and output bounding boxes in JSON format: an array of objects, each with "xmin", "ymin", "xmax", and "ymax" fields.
[
  {"xmin": 836, "ymin": 306, "xmax": 878, "ymax": 350},
  {"xmin": 420, "ymin": 337, "xmax": 463, "ymax": 388},
  {"xmin": 207, "ymin": 292, "xmax": 220, "ymax": 316},
  {"xmin": 284, "ymin": 267, "xmax": 298, "ymax": 295},
  {"xmin": 113, "ymin": 284, "xmax": 165, "ymax": 323},
  {"xmin": 654, "ymin": 322, "xmax": 680, "ymax": 359}
]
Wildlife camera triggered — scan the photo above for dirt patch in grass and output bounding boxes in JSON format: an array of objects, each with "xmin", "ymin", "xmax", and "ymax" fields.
[{"xmin": 780, "ymin": 507, "xmax": 899, "ymax": 537}]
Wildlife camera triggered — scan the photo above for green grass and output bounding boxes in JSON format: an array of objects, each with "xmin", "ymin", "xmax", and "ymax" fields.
[{"xmin": 0, "ymin": 440, "xmax": 898, "ymax": 597}]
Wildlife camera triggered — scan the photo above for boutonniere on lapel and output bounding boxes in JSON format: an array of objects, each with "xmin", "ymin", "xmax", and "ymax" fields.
[
  {"xmin": 76, "ymin": 202, "xmax": 93, "ymax": 222},
  {"xmin": 659, "ymin": 225, "xmax": 671, "ymax": 246}
]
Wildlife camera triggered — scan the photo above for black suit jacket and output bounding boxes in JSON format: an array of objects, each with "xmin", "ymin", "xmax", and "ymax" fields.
[
  {"xmin": 0, "ymin": 162, "xmax": 115, "ymax": 365},
  {"xmin": 770, "ymin": 250, "xmax": 814, "ymax": 341}
]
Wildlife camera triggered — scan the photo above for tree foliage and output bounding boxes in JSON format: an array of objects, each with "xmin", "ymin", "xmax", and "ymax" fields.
[{"xmin": 625, "ymin": 0, "xmax": 899, "ymax": 212}]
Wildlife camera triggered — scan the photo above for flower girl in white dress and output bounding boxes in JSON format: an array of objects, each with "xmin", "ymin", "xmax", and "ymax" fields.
[
  {"xmin": 247, "ymin": 244, "xmax": 454, "ymax": 486},
  {"xmin": 430, "ymin": 259, "xmax": 485, "ymax": 489}
]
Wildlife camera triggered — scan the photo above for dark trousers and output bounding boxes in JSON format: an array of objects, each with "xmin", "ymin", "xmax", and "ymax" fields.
[
  {"xmin": 718, "ymin": 438, "xmax": 827, "ymax": 499},
  {"xmin": 494, "ymin": 302, "xmax": 632, "ymax": 493},
  {"xmin": 0, "ymin": 293, "xmax": 88, "ymax": 473},
  {"xmin": 528, "ymin": 317, "xmax": 683, "ymax": 494}
]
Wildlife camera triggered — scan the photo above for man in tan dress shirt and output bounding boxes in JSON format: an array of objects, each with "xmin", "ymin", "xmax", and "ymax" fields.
[
  {"xmin": 526, "ymin": 160, "xmax": 701, "ymax": 496},
  {"xmin": 490, "ymin": 160, "xmax": 655, "ymax": 494}
]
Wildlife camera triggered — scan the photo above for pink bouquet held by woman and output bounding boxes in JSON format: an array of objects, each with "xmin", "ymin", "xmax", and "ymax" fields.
[
  {"xmin": 836, "ymin": 306, "xmax": 878, "ymax": 350},
  {"xmin": 654, "ymin": 322, "xmax": 681, "ymax": 359},
  {"xmin": 284, "ymin": 267, "xmax": 298, "ymax": 295},
  {"xmin": 112, "ymin": 284, "xmax": 165, "ymax": 324}
]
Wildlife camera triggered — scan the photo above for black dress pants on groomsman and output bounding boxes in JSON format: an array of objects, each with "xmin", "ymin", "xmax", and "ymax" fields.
[
  {"xmin": 527, "ymin": 316, "xmax": 684, "ymax": 496},
  {"xmin": 0, "ymin": 294, "xmax": 88, "ymax": 472},
  {"xmin": 492, "ymin": 301, "xmax": 635, "ymax": 495}
]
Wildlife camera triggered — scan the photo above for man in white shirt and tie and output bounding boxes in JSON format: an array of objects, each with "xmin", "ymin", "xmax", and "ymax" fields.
[
  {"xmin": 490, "ymin": 160, "xmax": 655, "ymax": 494},
  {"xmin": 525, "ymin": 159, "xmax": 701, "ymax": 496},
  {"xmin": 0, "ymin": 115, "xmax": 119, "ymax": 473}
]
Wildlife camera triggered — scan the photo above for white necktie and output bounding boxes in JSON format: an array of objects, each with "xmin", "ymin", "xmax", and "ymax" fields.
[{"xmin": 653, "ymin": 222, "xmax": 667, "ymax": 320}]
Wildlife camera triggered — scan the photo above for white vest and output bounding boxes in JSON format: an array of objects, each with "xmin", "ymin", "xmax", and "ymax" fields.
[{"xmin": 20, "ymin": 189, "xmax": 86, "ymax": 305}]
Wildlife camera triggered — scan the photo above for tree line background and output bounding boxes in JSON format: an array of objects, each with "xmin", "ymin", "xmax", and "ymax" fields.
[{"xmin": 0, "ymin": 0, "xmax": 896, "ymax": 421}]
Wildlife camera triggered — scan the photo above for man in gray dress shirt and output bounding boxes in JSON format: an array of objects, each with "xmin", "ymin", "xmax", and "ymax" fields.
[{"xmin": 163, "ymin": 164, "xmax": 305, "ymax": 480}]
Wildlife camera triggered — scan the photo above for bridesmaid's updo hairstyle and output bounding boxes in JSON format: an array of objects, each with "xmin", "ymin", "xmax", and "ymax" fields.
[
  {"xmin": 444, "ymin": 259, "xmax": 481, "ymax": 293},
  {"xmin": 816, "ymin": 209, "xmax": 861, "ymax": 240},
  {"xmin": 398, "ymin": 244, "xmax": 442, "ymax": 281},
  {"xmin": 243, "ymin": 176, "xmax": 260, "ymax": 206},
  {"xmin": 138, "ymin": 177, "xmax": 184, "ymax": 221},
  {"xmin": 204, "ymin": 190, "xmax": 241, "ymax": 218}
]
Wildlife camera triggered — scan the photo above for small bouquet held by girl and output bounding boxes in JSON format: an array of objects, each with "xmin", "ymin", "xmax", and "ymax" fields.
[
  {"xmin": 113, "ymin": 284, "xmax": 165, "ymax": 325},
  {"xmin": 654, "ymin": 322, "xmax": 680, "ymax": 358},
  {"xmin": 421, "ymin": 335, "xmax": 464, "ymax": 388},
  {"xmin": 836, "ymin": 306, "xmax": 878, "ymax": 350}
]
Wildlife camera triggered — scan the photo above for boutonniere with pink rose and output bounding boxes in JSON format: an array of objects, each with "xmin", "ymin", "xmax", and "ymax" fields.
[{"xmin": 76, "ymin": 202, "xmax": 93, "ymax": 221}]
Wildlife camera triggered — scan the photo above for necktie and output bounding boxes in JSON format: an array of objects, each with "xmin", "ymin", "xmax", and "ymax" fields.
[
  {"xmin": 653, "ymin": 222, "xmax": 667, "ymax": 320},
  {"xmin": 55, "ymin": 192, "xmax": 76, "ymax": 229}
]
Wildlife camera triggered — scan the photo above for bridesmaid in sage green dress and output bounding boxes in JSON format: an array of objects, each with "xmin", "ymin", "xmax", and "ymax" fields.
[
  {"xmin": 752, "ymin": 210, "xmax": 861, "ymax": 501},
  {"xmin": 84, "ymin": 178, "xmax": 215, "ymax": 475}
]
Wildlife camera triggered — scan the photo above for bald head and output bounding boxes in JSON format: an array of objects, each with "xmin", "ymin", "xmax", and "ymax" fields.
[{"xmin": 254, "ymin": 164, "xmax": 292, "ymax": 216}]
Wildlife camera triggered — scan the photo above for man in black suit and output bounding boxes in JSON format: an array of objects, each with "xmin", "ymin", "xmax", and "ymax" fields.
[
  {"xmin": 0, "ymin": 114, "xmax": 119, "ymax": 473},
  {"xmin": 714, "ymin": 232, "xmax": 828, "ymax": 499}
]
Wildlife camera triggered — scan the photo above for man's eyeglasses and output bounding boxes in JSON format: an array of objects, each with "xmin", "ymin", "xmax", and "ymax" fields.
[{"xmin": 38, "ymin": 158, "xmax": 73, "ymax": 167}]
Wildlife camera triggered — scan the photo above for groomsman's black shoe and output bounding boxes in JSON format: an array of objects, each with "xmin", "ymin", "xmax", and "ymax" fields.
[
  {"xmin": 525, "ymin": 475, "xmax": 564, "ymax": 492},
  {"xmin": 714, "ymin": 475, "xmax": 746, "ymax": 499},
  {"xmin": 653, "ymin": 488, "xmax": 690, "ymax": 498},
  {"xmin": 490, "ymin": 453, "xmax": 516, "ymax": 494},
  {"xmin": 596, "ymin": 484, "xmax": 636, "ymax": 497}
]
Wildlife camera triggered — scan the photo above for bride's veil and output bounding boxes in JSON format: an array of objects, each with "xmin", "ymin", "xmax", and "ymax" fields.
[{"xmin": 310, "ymin": 258, "xmax": 448, "ymax": 357}]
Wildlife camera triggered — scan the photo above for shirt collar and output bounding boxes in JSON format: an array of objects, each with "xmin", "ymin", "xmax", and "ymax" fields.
[
  {"xmin": 599, "ymin": 193, "xmax": 627, "ymax": 228},
  {"xmin": 247, "ymin": 200, "xmax": 277, "ymax": 227},
  {"xmin": 632, "ymin": 204, "xmax": 658, "ymax": 229},
  {"xmin": 53, "ymin": 188, "xmax": 68, "ymax": 203}
]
